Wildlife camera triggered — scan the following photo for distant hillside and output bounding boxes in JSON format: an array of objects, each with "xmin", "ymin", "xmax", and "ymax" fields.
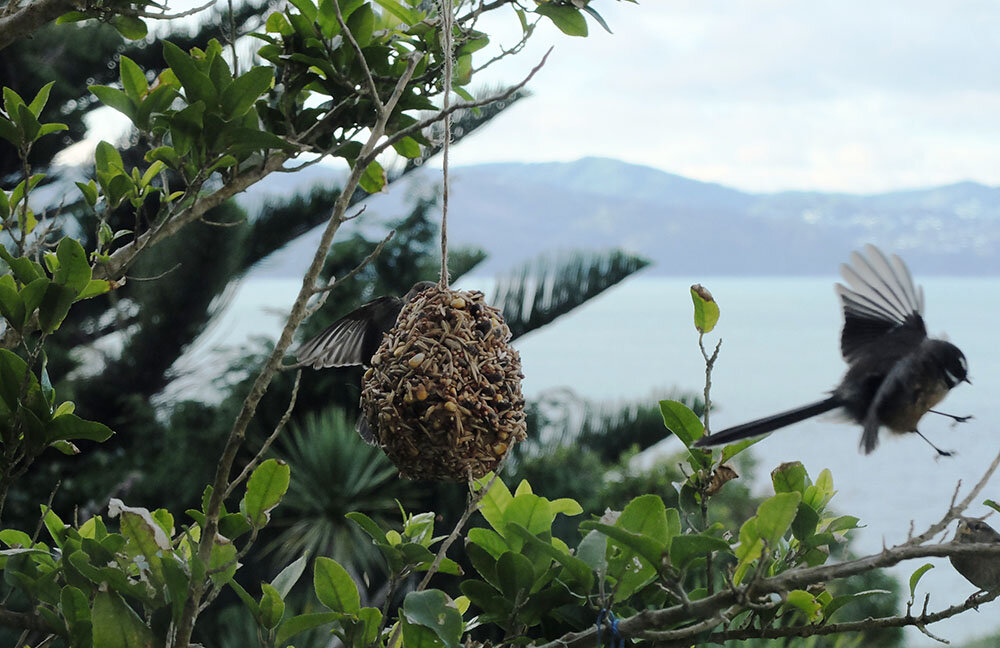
[{"xmin": 246, "ymin": 157, "xmax": 1000, "ymax": 277}]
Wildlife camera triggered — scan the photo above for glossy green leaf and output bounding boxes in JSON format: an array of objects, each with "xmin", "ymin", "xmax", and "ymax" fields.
[
  {"xmin": 346, "ymin": 3, "xmax": 375, "ymax": 46},
  {"xmin": 535, "ymin": 3, "xmax": 587, "ymax": 36},
  {"xmin": 824, "ymin": 515, "xmax": 861, "ymax": 534},
  {"xmin": 77, "ymin": 279, "xmax": 112, "ymax": 300},
  {"xmin": 690, "ymin": 284, "xmax": 719, "ymax": 333},
  {"xmin": 985, "ymin": 499, "xmax": 1000, "ymax": 515},
  {"xmin": 507, "ymin": 523, "xmax": 593, "ymax": 591},
  {"xmin": 372, "ymin": 0, "xmax": 420, "ymax": 25},
  {"xmin": 16, "ymin": 104, "xmax": 40, "ymax": 142},
  {"xmin": 358, "ymin": 158, "xmax": 386, "ymax": 193},
  {"xmin": 581, "ymin": 4, "xmax": 612, "ymax": 34},
  {"xmin": 61, "ymin": 585, "xmax": 91, "ymax": 646},
  {"xmin": 346, "ymin": 511, "xmax": 386, "ymax": 542},
  {"xmin": 276, "ymin": 611, "xmax": 342, "ymax": 644},
  {"xmin": 578, "ymin": 522, "xmax": 663, "ymax": 570},
  {"xmin": 314, "ymin": 556, "xmax": 360, "ymax": 613},
  {"xmin": 259, "ymin": 583, "xmax": 285, "ymax": 629},
  {"xmin": 771, "ymin": 461, "xmax": 808, "ymax": 494},
  {"xmin": 162, "ymin": 41, "xmax": 217, "ymax": 107},
  {"xmin": 272, "ymin": 553, "xmax": 310, "ymax": 599},
  {"xmin": 92, "ymin": 590, "xmax": 154, "ymax": 648},
  {"xmin": 909, "ymin": 563, "xmax": 934, "ymax": 599},
  {"xmin": 756, "ymin": 492, "xmax": 801, "ymax": 545},
  {"xmin": 392, "ymin": 136, "xmax": 422, "ymax": 158},
  {"xmin": 221, "ymin": 66, "xmax": 273, "ymax": 119},
  {"xmin": 823, "ymin": 589, "xmax": 890, "ymax": 622},
  {"xmin": 668, "ymin": 534, "xmax": 731, "ymax": 569},
  {"xmin": 791, "ymin": 502, "xmax": 819, "ymax": 541},
  {"xmin": 119, "ymin": 56, "xmax": 147, "ymax": 102},
  {"xmin": 90, "ymin": 85, "xmax": 137, "ymax": 121},
  {"xmin": 403, "ymin": 589, "xmax": 462, "ymax": 648},
  {"xmin": 28, "ymin": 81, "xmax": 55, "ymax": 117},
  {"xmin": 658, "ymin": 399, "xmax": 707, "ymax": 452},
  {"xmin": 473, "ymin": 473, "xmax": 513, "ymax": 534},
  {"xmin": 244, "ymin": 458, "xmax": 290, "ymax": 527},
  {"xmin": 466, "ymin": 527, "xmax": 507, "ymax": 558},
  {"xmin": 53, "ymin": 237, "xmax": 92, "ymax": 294},
  {"xmin": 495, "ymin": 552, "xmax": 534, "ymax": 600},
  {"xmin": 785, "ymin": 589, "xmax": 822, "ymax": 622},
  {"xmin": 0, "ymin": 282, "xmax": 24, "ymax": 331},
  {"xmin": 46, "ymin": 413, "xmax": 113, "ymax": 443},
  {"xmin": 113, "ymin": 15, "xmax": 148, "ymax": 39}
]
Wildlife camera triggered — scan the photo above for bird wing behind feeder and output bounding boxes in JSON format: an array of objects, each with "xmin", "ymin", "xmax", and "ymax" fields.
[{"xmin": 297, "ymin": 296, "xmax": 404, "ymax": 368}]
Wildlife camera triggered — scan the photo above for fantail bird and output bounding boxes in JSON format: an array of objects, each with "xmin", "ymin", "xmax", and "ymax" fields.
[
  {"xmin": 694, "ymin": 245, "xmax": 970, "ymax": 456},
  {"xmin": 296, "ymin": 280, "xmax": 436, "ymax": 441},
  {"xmin": 951, "ymin": 518, "xmax": 1000, "ymax": 593}
]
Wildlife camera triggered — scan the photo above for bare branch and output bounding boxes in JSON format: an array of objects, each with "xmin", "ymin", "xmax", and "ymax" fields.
[
  {"xmin": 130, "ymin": 0, "xmax": 215, "ymax": 19},
  {"xmin": 0, "ymin": 0, "xmax": 78, "ymax": 51},
  {"xmin": 911, "ymin": 447, "xmax": 1000, "ymax": 545},
  {"xmin": 93, "ymin": 153, "xmax": 291, "ymax": 282},
  {"xmin": 685, "ymin": 591, "xmax": 1000, "ymax": 648}
]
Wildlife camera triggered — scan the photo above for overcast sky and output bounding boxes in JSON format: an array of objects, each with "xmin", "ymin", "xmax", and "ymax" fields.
[{"xmin": 448, "ymin": 1, "xmax": 1000, "ymax": 193}]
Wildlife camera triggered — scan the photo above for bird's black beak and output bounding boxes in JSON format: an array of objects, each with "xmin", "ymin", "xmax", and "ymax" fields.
[{"xmin": 964, "ymin": 377, "xmax": 972, "ymax": 385}]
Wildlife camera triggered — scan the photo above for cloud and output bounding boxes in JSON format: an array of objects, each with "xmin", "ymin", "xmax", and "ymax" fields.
[{"xmin": 456, "ymin": 1, "xmax": 1000, "ymax": 192}]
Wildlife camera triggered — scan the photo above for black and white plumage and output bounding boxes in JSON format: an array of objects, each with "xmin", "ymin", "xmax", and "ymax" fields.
[
  {"xmin": 296, "ymin": 280, "xmax": 436, "ymax": 441},
  {"xmin": 694, "ymin": 245, "xmax": 970, "ymax": 455}
]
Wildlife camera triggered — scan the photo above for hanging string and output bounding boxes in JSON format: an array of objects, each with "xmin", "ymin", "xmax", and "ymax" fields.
[{"xmin": 438, "ymin": 0, "xmax": 454, "ymax": 288}]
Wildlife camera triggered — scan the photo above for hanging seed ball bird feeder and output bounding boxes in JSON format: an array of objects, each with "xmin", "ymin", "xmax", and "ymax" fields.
[{"xmin": 360, "ymin": 283, "xmax": 526, "ymax": 480}]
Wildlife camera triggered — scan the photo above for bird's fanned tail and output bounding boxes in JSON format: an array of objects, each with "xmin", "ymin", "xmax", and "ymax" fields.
[{"xmin": 693, "ymin": 397, "xmax": 843, "ymax": 447}]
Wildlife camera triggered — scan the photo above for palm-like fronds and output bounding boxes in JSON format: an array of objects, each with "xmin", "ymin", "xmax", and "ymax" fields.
[
  {"xmin": 266, "ymin": 408, "xmax": 423, "ymax": 576},
  {"xmin": 517, "ymin": 387, "xmax": 703, "ymax": 464},
  {"xmin": 491, "ymin": 249, "xmax": 650, "ymax": 340}
]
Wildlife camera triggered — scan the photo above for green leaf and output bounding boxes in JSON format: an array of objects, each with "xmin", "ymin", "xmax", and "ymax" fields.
[
  {"xmin": 578, "ymin": 522, "xmax": 663, "ymax": 570},
  {"xmin": 581, "ymin": 4, "xmax": 612, "ymax": 34},
  {"xmin": 535, "ymin": 3, "xmax": 588, "ymax": 37},
  {"xmin": 346, "ymin": 511, "xmax": 386, "ymax": 542},
  {"xmin": 392, "ymin": 136, "xmax": 422, "ymax": 158},
  {"xmin": 221, "ymin": 66, "xmax": 273, "ymax": 119},
  {"xmin": 358, "ymin": 159, "xmax": 387, "ymax": 193},
  {"xmin": 244, "ymin": 458, "xmax": 290, "ymax": 527},
  {"xmin": 92, "ymin": 590, "xmax": 154, "ymax": 648},
  {"xmin": 38, "ymin": 283, "xmax": 77, "ymax": 333},
  {"xmin": 658, "ymin": 399, "xmax": 708, "ymax": 457},
  {"xmin": 288, "ymin": 0, "xmax": 318, "ymax": 22},
  {"xmin": 690, "ymin": 284, "xmax": 720, "ymax": 333},
  {"xmin": 503, "ymin": 494, "xmax": 553, "ymax": 547},
  {"xmin": 77, "ymin": 279, "xmax": 112, "ymax": 300},
  {"xmin": 496, "ymin": 551, "xmax": 534, "ymax": 600},
  {"xmin": 61, "ymin": 585, "xmax": 91, "ymax": 646},
  {"xmin": 785, "ymin": 589, "xmax": 822, "ymax": 622},
  {"xmin": 0, "ymin": 282, "xmax": 25, "ymax": 331},
  {"xmin": 56, "ymin": 10, "xmax": 90, "ymax": 23},
  {"xmin": 266, "ymin": 11, "xmax": 294, "ymax": 34},
  {"xmin": 0, "ymin": 117, "xmax": 17, "ymax": 147},
  {"xmin": 95, "ymin": 140, "xmax": 125, "ymax": 173},
  {"xmin": 771, "ymin": 462, "xmax": 808, "ymax": 494},
  {"xmin": 53, "ymin": 237, "xmax": 92, "ymax": 294},
  {"xmin": 346, "ymin": 3, "xmax": 375, "ymax": 46},
  {"xmin": 90, "ymin": 86, "xmax": 137, "ymax": 121},
  {"xmin": 46, "ymin": 413, "xmax": 114, "ymax": 443},
  {"xmin": 466, "ymin": 527, "xmax": 507, "ymax": 558},
  {"xmin": 28, "ymin": 81, "xmax": 55, "ymax": 117},
  {"xmin": 223, "ymin": 127, "xmax": 297, "ymax": 152},
  {"xmin": 790, "ymin": 503, "xmax": 819, "ymax": 541},
  {"xmin": 260, "ymin": 583, "xmax": 285, "ymax": 629},
  {"xmin": 909, "ymin": 563, "xmax": 934, "ymax": 599},
  {"xmin": 668, "ymin": 534, "xmax": 731, "ymax": 569},
  {"xmin": 314, "ymin": 557, "xmax": 360, "ymax": 614},
  {"xmin": 113, "ymin": 15, "xmax": 148, "ymax": 40},
  {"xmin": 823, "ymin": 589, "xmax": 891, "ymax": 622},
  {"xmin": 473, "ymin": 473, "xmax": 512, "ymax": 534},
  {"xmin": 372, "ymin": 0, "xmax": 420, "ymax": 25},
  {"xmin": 75, "ymin": 181, "xmax": 98, "ymax": 207},
  {"xmin": 824, "ymin": 515, "xmax": 861, "ymax": 534},
  {"xmin": 507, "ymin": 524, "xmax": 593, "ymax": 592},
  {"xmin": 403, "ymin": 590, "xmax": 462, "ymax": 648},
  {"xmin": 272, "ymin": 553, "xmax": 310, "ymax": 598},
  {"xmin": 756, "ymin": 492, "xmax": 801, "ymax": 545},
  {"xmin": 119, "ymin": 56, "xmax": 147, "ymax": 102},
  {"xmin": 162, "ymin": 41, "xmax": 217, "ymax": 107},
  {"xmin": 733, "ymin": 518, "xmax": 762, "ymax": 585},
  {"xmin": 109, "ymin": 498, "xmax": 169, "ymax": 583},
  {"xmin": 276, "ymin": 612, "xmax": 342, "ymax": 644},
  {"xmin": 209, "ymin": 539, "xmax": 238, "ymax": 586},
  {"xmin": 985, "ymin": 499, "xmax": 1000, "ymax": 515}
]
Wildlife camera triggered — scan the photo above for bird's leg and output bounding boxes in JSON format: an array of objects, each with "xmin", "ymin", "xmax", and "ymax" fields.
[
  {"xmin": 912, "ymin": 428, "xmax": 954, "ymax": 458},
  {"xmin": 928, "ymin": 409, "xmax": 974, "ymax": 425}
]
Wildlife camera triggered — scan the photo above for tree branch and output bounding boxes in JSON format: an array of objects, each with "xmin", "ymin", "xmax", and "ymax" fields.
[{"xmin": 0, "ymin": 0, "xmax": 79, "ymax": 51}]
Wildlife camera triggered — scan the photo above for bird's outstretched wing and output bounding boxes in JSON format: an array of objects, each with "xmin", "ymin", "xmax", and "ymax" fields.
[
  {"xmin": 835, "ymin": 244, "xmax": 927, "ymax": 362},
  {"xmin": 296, "ymin": 296, "xmax": 402, "ymax": 368}
]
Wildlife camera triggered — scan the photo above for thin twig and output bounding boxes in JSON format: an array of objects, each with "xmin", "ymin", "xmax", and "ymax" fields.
[
  {"xmin": 911, "ymin": 447, "xmax": 1000, "ymax": 545},
  {"xmin": 223, "ymin": 370, "xmax": 301, "ymax": 499},
  {"xmin": 309, "ymin": 228, "xmax": 394, "ymax": 297},
  {"xmin": 363, "ymin": 48, "xmax": 551, "ymax": 166},
  {"xmin": 130, "ymin": 0, "xmax": 217, "ymax": 19},
  {"xmin": 126, "ymin": 262, "xmax": 181, "ymax": 282}
]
